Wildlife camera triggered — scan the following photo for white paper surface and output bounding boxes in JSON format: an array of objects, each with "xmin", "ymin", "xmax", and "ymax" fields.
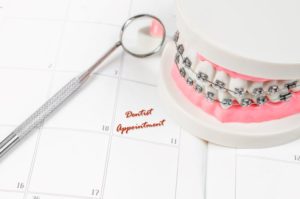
[
  {"xmin": 0, "ymin": 0, "xmax": 206, "ymax": 199},
  {"xmin": 3, "ymin": 1, "xmax": 298, "ymax": 199},
  {"xmin": 206, "ymin": 140, "xmax": 300, "ymax": 199}
]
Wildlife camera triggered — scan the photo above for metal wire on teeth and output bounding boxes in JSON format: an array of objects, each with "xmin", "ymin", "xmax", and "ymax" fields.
[{"xmin": 172, "ymin": 31, "xmax": 299, "ymax": 109}]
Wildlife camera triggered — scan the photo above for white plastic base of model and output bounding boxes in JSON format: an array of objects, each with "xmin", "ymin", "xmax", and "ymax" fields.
[{"xmin": 158, "ymin": 42, "xmax": 300, "ymax": 148}]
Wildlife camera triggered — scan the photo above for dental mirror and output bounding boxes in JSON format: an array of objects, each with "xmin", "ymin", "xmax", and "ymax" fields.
[
  {"xmin": 0, "ymin": 14, "xmax": 166, "ymax": 160},
  {"xmin": 120, "ymin": 14, "xmax": 166, "ymax": 57}
]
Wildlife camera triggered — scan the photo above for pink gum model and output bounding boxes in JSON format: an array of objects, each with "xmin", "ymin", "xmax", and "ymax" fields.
[{"xmin": 172, "ymin": 63, "xmax": 300, "ymax": 123}]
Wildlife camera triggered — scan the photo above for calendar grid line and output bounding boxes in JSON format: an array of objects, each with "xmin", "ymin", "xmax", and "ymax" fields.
[
  {"xmin": 202, "ymin": 141, "xmax": 208, "ymax": 199},
  {"xmin": 21, "ymin": 56, "xmax": 56, "ymax": 199},
  {"xmin": 99, "ymin": 59, "xmax": 124, "ymax": 199},
  {"xmin": 100, "ymin": 2, "xmax": 138, "ymax": 196},
  {"xmin": 27, "ymin": 190, "xmax": 99, "ymax": 199},
  {"xmin": 128, "ymin": 0, "xmax": 134, "ymax": 16},
  {"xmin": 0, "ymin": 66, "xmax": 157, "ymax": 88},
  {"xmin": 234, "ymin": 149, "xmax": 237, "ymax": 199},
  {"xmin": 0, "ymin": 124, "xmax": 15, "ymax": 128},
  {"xmin": 22, "ymin": 126, "xmax": 44, "ymax": 199},
  {"xmin": 112, "ymin": 133, "xmax": 179, "ymax": 149},
  {"xmin": 40, "ymin": 126, "xmax": 110, "ymax": 137},
  {"xmin": 0, "ymin": 15, "xmax": 122, "ymax": 28},
  {"xmin": 120, "ymin": 77, "xmax": 156, "ymax": 87},
  {"xmin": 236, "ymin": 153, "xmax": 300, "ymax": 166},
  {"xmin": 173, "ymin": 128, "xmax": 182, "ymax": 199},
  {"xmin": 0, "ymin": 188, "xmax": 23, "ymax": 194},
  {"xmin": 0, "ymin": 66, "xmax": 120, "ymax": 83},
  {"xmin": 0, "ymin": 188, "xmax": 99, "ymax": 199},
  {"xmin": 22, "ymin": 1, "xmax": 74, "ymax": 198},
  {"xmin": 0, "ymin": 125, "xmax": 179, "ymax": 149},
  {"xmin": 0, "ymin": 66, "xmax": 57, "ymax": 72},
  {"xmin": 99, "ymin": 53, "xmax": 126, "ymax": 199}
]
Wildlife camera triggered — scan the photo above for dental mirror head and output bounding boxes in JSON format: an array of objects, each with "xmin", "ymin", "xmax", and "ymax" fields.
[{"xmin": 120, "ymin": 14, "xmax": 166, "ymax": 58}]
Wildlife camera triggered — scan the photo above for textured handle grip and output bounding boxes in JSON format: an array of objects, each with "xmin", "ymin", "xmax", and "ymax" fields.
[{"xmin": 14, "ymin": 77, "xmax": 82, "ymax": 138}]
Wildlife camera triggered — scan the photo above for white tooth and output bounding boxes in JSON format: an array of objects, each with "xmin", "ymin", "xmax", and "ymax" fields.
[
  {"xmin": 228, "ymin": 78, "xmax": 248, "ymax": 98},
  {"xmin": 205, "ymin": 85, "xmax": 218, "ymax": 102},
  {"xmin": 293, "ymin": 81, "xmax": 300, "ymax": 92},
  {"xmin": 182, "ymin": 55, "xmax": 197, "ymax": 70},
  {"xmin": 278, "ymin": 81, "xmax": 290, "ymax": 95},
  {"xmin": 249, "ymin": 82, "xmax": 268, "ymax": 105},
  {"xmin": 277, "ymin": 81, "xmax": 293, "ymax": 101},
  {"xmin": 193, "ymin": 62, "xmax": 205, "ymax": 88},
  {"xmin": 173, "ymin": 31, "xmax": 180, "ymax": 42},
  {"xmin": 181, "ymin": 50, "xmax": 197, "ymax": 69},
  {"xmin": 186, "ymin": 77, "xmax": 194, "ymax": 86},
  {"xmin": 218, "ymin": 92, "xmax": 233, "ymax": 109},
  {"xmin": 194, "ymin": 83, "xmax": 204, "ymax": 93},
  {"xmin": 185, "ymin": 65, "xmax": 195, "ymax": 78},
  {"xmin": 268, "ymin": 95, "xmax": 280, "ymax": 103},
  {"xmin": 194, "ymin": 61, "xmax": 215, "ymax": 82},
  {"xmin": 252, "ymin": 95, "xmax": 268, "ymax": 105},
  {"xmin": 212, "ymin": 70, "xmax": 229, "ymax": 92},
  {"xmin": 176, "ymin": 44, "xmax": 184, "ymax": 57},
  {"xmin": 177, "ymin": 32, "xmax": 185, "ymax": 46},
  {"xmin": 236, "ymin": 93, "xmax": 253, "ymax": 107},
  {"xmin": 176, "ymin": 33, "xmax": 199, "ymax": 69},
  {"xmin": 248, "ymin": 82, "xmax": 264, "ymax": 96},
  {"xmin": 264, "ymin": 80, "xmax": 280, "ymax": 102},
  {"xmin": 282, "ymin": 80, "xmax": 300, "ymax": 92},
  {"xmin": 175, "ymin": 52, "xmax": 182, "ymax": 65},
  {"xmin": 278, "ymin": 91, "xmax": 293, "ymax": 101},
  {"xmin": 194, "ymin": 76, "xmax": 206, "ymax": 89},
  {"xmin": 184, "ymin": 49, "xmax": 198, "ymax": 70},
  {"xmin": 264, "ymin": 80, "xmax": 278, "ymax": 92}
]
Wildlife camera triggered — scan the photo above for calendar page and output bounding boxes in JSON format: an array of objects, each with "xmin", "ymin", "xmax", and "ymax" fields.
[
  {"xmin": 0, "ymin": 0, "xmax": 207, "ymax": 199},
  {"xmin": 206, "ymin": 140, "xmax": 300, "ymax": 199}
]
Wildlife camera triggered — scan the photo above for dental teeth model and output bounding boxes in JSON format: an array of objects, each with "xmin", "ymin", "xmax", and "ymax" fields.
[
  {"xmin": 173, "ymin": 31, "xmax": 299, "ymax": 109},
  {"xmin": 170, "ymin": 30, "xmax": 300, "ymax": 124},
  {"xmin": 159, "ymin": 0, "xmax": 300, "ymax": 148}
]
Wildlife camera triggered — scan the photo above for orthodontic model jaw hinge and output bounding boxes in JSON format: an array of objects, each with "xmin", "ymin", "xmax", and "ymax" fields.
[{"xmin": 173, "ymin": 31, "xmax": 299, "ymax": 109}]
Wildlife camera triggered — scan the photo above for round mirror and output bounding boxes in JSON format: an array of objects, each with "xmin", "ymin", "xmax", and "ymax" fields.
[{"xmin": 120, "ymin": 14, "xmax": 166, "ymax": 58}]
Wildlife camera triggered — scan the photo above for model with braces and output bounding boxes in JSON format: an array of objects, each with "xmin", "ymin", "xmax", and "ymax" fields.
[{"xmin": 173, "ymin": 31, "xmax": 300, "ymax": 110}]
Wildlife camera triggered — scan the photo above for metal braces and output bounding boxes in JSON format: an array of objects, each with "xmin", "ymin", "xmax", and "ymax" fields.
[{"xmin": 172, "ymin": 31, "xmax": 299, "ymax": 109}]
